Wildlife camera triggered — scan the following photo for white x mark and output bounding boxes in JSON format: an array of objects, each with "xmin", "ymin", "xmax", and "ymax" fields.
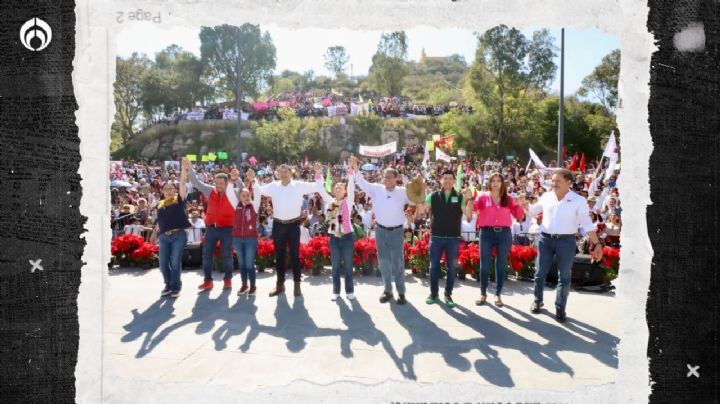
[
  {"xmin": 687, "ymin": 364, "xmax": 700, "ymax": 378},
  {"xmin": 29, "ymin": 259, "xmax": 43, "ymax": 273}
]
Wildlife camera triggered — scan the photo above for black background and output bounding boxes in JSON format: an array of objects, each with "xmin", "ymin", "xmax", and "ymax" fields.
[{"xmin": 0, "ymin": 0, "xmax": 718, "ymax": 402}]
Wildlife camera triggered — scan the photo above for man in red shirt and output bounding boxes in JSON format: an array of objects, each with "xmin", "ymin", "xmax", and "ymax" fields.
[{"xmin": 183, "ymin": 158, "xmax": 242, "ymax": 291}]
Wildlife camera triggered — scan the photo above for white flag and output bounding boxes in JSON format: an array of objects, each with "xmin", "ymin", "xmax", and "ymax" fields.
[
  {"xmin": 528, "ymin": 148, "xmax": 548, "ymax": 170},
  {"xmin": 602, "ymin": 131, "xmax": 618, "ymax": 159},
  {"xmin": 435, "ymin": 148, "xmax": 451, "ymax": 162}
]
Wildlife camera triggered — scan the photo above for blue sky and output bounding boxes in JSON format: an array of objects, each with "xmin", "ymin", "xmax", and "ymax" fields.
[{"xmin": 117, "ymin": 24, "xmax": 619, "ymax": 95}]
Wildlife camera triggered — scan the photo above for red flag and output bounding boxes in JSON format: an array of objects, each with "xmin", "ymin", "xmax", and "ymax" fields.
[
  {"xmin": 568, "ymin": 153, "xmax": 578, "ymax": 171},
  {"xmin": 579, "ymin": 153, "xmax": 586, "ymax": 172}
]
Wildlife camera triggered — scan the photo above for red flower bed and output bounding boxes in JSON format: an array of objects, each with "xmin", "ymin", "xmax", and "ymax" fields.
[
  {"xmin": 355, "ymin": 237, "xmax": 378, "ymax": 270},
  {"xmin": 303, "ymin": 236, "xmax": 331, "ymax": 271},
  {"xmin": 458, "ymin": 243, "xmax": 480, "ymax": 277},
  {"xmin": 256, "ymin": 239, "xmax": 275, "ymax": 269},
  {"xmin": 111, "ymin": 234, "xmax": 159, "ymax": 268}
]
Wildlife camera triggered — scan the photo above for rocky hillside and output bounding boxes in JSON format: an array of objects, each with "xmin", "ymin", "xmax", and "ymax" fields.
[{"xmin": 112, "ymin": 116, "xmax": 443, "ymax": 161}]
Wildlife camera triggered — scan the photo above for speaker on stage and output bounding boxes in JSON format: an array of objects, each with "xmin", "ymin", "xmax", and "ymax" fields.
[{"xmin": 182, "ymin": 243, "xmax": 203, "ymax": 269}]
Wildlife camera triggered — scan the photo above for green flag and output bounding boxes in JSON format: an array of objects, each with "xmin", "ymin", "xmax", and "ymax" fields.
[
  {"xmin": 325, "ymin": 167, "xmax": 333, "ymax": 193},
  {"xmin": 201, "ymin": 155, "xmax": 209, "ymax": 162},
  {"xmin": 217, "ymin": 151, "xmax": 227, "ymax": 160},
  {"xmin": 208, "ymin": 152, "xmax": 217, "ymax": 161},
  {"xmin": 186, "ymin": 154, "xmax": 197, "ymax": 162},
  {"xmin": 456, "ymin": 161, "xmax": 462, "ymax": 191}
]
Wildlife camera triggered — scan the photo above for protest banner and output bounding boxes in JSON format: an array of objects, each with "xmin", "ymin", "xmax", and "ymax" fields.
[{"xmin": 359, "ymin": 141, "xmax": 397, "ymax": 158}]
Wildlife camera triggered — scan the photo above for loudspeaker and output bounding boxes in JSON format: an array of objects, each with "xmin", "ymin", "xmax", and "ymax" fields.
[
  {"xmin": 182, "ymin": 243, "xmax": 203, "ymax": 269},
  {"xmin": 545, "ymin": 254, "xmax": 604, "ymax": 286}
]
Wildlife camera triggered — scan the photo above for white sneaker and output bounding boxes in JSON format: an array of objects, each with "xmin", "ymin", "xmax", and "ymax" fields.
[
  {"xmin": 346, "ymin": 293, "xmax": 356, "ymax": 300},
  {"xmin": 331, "ymin": 294, "xmax": 339, "ymax": 301}
]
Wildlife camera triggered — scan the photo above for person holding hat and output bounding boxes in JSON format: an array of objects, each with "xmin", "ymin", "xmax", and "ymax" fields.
[
  {"xmin": 419, "ymin": 169, "xmax": 474, "ymax": 308},
  {"xmin": 350, "ymin": 156, "xmax": 420, "ymax": 305},
  {"xmin": 154, "ymin": 164, "xmax": 191, "ymax": 298}
]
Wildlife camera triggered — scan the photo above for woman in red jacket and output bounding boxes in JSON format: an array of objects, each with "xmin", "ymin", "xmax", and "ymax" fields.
[{"xmin": 232, "ymin": 169, "xmax": 262, "ymax": 296}]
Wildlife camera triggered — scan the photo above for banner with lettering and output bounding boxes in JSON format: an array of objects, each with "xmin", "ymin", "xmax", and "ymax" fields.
[{"xmin": 358, "ymin": 141, "xmax": 397, "ymax": 158}]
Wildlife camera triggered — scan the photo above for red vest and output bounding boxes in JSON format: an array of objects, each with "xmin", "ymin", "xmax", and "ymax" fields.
[
  {"xmin": 205, "ymin": 189, "xmax": 234, "ymax": 227},
  {"xmin": 232, "ymin": 202, "xmax": 259, "ymax": 238}
]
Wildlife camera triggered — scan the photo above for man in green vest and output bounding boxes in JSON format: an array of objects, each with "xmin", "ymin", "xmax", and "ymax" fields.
[{"xmin": 421, "ymin": 170, "xmax": 474, "ymax": 307}]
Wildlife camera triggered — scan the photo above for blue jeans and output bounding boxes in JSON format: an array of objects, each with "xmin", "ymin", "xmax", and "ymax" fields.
[
  {"xmin": 375, "ymin": 226, "xmax": 406, "ymax": 294},
  {"xmin": 429, "ymin": 236, "xmax": 460, "ymax": 297},
  {"xmin": 479, "ymin": 227, "xmax": 512, "ymax": 295},
  {"xmin": 533, "ymin": 233, "xmax": 577, "ymax": 312},
  {"xmin": 330, "ymin": 233, "xmax": 355, "ymax": 294},
  {"xmin": 232, "ymin": 237, "xmax": 258, "ymax": 285},
  {"xmin": 158, "ymin": 231, "xmax": 187, "ymax": 292},
  {"xmin": 202, "ymin": 226, "xmax": 234, "ymax": 281}
]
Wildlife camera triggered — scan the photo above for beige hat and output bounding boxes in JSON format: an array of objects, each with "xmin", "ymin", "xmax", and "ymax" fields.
[{"xmin": 405, "ymin": 174, "xmax": 426, "ymax": 204}]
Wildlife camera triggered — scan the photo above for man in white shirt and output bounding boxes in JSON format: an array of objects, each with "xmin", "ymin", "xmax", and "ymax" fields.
[
  {"xmin": 360, "ymin": 203, "xmax": 374, "ymax": 231},
  {"xmin": 255, "ymin": 163, "xmax": 324, "ymax": 298},
  {"xmin": 185, "ymin": 210, "xmax": 206, "ymax": 243},
  {"xmin": 523, "ymin": 168, "xmax": 604, "ymax": 322},
  {"xmin": 350, "ymin": 156, "xmax": 415, "ymax": 305}
]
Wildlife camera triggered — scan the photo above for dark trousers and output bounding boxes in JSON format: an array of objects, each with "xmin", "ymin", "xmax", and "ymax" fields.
[{"xmin": 272, "ymin": 221, "xmax": 302, "ymax": 283}]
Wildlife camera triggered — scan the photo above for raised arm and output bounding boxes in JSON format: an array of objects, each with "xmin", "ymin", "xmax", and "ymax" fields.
[
  {"xmin": 179, "ymin": 161, "xmax": 188, "ymax": 200},
  {"xmin": 299, "ymin": 162, "xmax": 327, "ymax": 195},
  {"xmin": 226, "ymin": 168, "xmax": 240, "ymax": 209},
  {"xmin": 183, "ymin": 158, "xmax": 212, "ymax": 198},
  {"xmin": 346, "ymin": 168, "xmax": 356, "ymax": 210},
  {"xmin": 252, "ymin": 179, "xmax": 262, "ymax": 212}
]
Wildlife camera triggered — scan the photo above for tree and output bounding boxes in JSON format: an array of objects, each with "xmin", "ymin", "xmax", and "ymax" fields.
[
  {"xmin": 113, "ymin": 53, "xmax": 152, "ymax": 142},
  {"xmin": 577, "ymin": 49, "xmax": 620, "ymax": 111},
  {"xmin": 199, "ymin": 24, "xmax": 277, "ymax": 102},
  {"xmin": 368, "ymin": 31, "xmax": 409, "ymax": 96},
  {"xmin": 468, "ymin": 25, "xmax": 557, "ymax": 157},
  {"xmin": 323, "ymin": 46, "xmax": 350, "ymax": 78}
]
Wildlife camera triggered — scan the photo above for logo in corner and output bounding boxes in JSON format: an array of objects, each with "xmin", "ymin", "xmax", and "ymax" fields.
[{"xmin": 20, "ymin": 18, "xmax": 52, "ymax": 51}]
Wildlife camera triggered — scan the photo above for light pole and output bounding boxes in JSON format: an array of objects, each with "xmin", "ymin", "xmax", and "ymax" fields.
[
  {"xmin": 235, "ymin": 51, "xmax": 242, "ymax": 169},
  {"xmin": 557, "ymin": 28, "xmax": 565, "ymax": 167}
]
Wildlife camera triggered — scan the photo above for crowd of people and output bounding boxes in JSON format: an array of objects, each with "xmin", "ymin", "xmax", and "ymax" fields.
[
  {"xmin": 110, "ymin": 147, "xmax": 621, "ymax": 321},
  {"xmin": 148, "ymin": 92, "xmax": 473, "ymax": 127}
]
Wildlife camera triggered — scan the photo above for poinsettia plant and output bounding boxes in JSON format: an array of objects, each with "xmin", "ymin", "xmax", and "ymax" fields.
[
  {"xmin": 304, "ymin": 236, "xmax": 331, "ymax": 274},
  {"xmin": 509, "ymin": 244, "xmax": 538, "ymax": 279},
  {"xmin": 406, "ymin": 239, "xmax": 430, "ymax": 276},
  {"xmin": 255, "ymin": 239, "xmax": 275, "ymax": 270},
  {"xmin": 355, "ymin": 237, "xmax": 378, "ymax": 272},
  {"xmin": 458, "ymin": 242, "xmax": 480, "ymax": 278},
  {"xmin": 110, "ymin": 234, "xmax": 159, "ymax": 268},
  {"xmin": 599, "ymin": 246, "xmax": 620, "ymax": 283}
]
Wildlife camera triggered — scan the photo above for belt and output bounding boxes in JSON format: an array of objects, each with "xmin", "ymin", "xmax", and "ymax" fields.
[
  {"xmin": 481, "ymin": 226, "xmax": 510, "ymax": 233},
  {"xmin": 207, "ymin": 224, "xmax": 232, "ymax": 228},
  {"xmin": 377, "ymin": 224, "xmax": 403, "ymax": 231},
  {"xmin": 541, "ymin": 232, "xmax": 575, "ymax": 239},
  {"xmin": 274, "ymin": 216, "xmax": 303, "ymax": 225},
  {"xmin": 163, "ymin": 228, "xmax": 184, "ymax": 237}
]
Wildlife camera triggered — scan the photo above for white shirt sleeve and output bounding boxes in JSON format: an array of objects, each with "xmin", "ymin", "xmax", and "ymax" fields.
[
  {"xmin": 226, "ymin": 182, "xmax": 239, "ymax": 209},
  {"xmin": 577, "ymin": 196, "xmax": 597, "ymax": 234},
  {"xmin": 252, "ymin": 179, "xmax": 261, "ymax": 212},
  {"xmin": 353, "ymin": 171, "xmax": 381, "ymax": 200}
]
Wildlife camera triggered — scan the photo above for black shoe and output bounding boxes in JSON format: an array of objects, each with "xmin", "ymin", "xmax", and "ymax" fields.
[
  {"xmin": 396, "ymin": 294, "xmax": 407, "ymax": 305},
  {"xmin": 530, "ymin": 302, "xmax": 544, "ymax": 314},
  {"xmin": 555, "ymin": 309, "xmax": 567, "ymax": 323},
  {"xmin": 379, "ymin": 292, "xmax": 393, "ymax": 303}
]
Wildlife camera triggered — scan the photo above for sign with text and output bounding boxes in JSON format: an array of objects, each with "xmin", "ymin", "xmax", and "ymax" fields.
[{"xmin": 358, "ymin": 141, "xmax": 397, "ymax": 158}]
